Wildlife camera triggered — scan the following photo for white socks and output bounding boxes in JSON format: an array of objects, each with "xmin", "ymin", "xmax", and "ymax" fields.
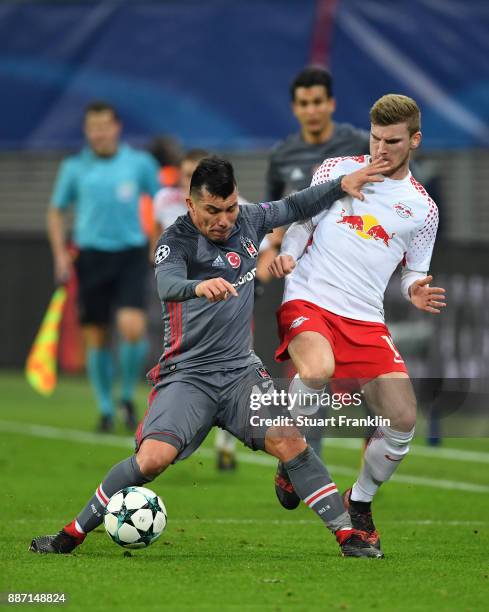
[
  {"xmin": 288, "ymin": 373, "xmax": 325, "ymax": 419},
  {"xmin": 351, "ymin": 425, "xmax": 415, "ymax": 502},
  {"xmin": 215, "ymin": 429, "xmax": 237, "ymax": 453}
]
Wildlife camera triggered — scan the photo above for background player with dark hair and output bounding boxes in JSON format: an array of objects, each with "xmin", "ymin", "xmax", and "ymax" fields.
[
  {"xmin": 47, "ymin": 101, "xmax": 159, "ymax": 432},
  {"xmin": 32, "ymin": 155, "xmax": 389, "ymax": 559},
  {"xmin": 265, "ymin": 66, "xmax": 370, "ymax": 202}
]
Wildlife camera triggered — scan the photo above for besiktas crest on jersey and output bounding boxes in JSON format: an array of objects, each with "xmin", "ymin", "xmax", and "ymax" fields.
[{"xmin": 241, "ymin": 236, "xmax": 258, "ymax": 258}]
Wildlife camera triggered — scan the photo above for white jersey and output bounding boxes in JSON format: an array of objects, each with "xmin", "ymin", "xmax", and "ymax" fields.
[
  {"xmin": 283, "ymin": 155, "xmax": 439, "ymax": 323},
  {"xmin": 153, "ymin": 186, "xmax": 188, "ymax": 230}
]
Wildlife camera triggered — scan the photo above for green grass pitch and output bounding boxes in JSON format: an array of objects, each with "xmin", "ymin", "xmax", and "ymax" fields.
[{"xmin": 1, "ymin": 372, "xmax": 488, "ymax": 611}]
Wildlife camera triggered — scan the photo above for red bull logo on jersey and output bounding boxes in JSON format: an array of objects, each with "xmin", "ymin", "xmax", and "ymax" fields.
[{"xmin": 337, "ymin": 209, "xmax": 395, "ymax": 247}]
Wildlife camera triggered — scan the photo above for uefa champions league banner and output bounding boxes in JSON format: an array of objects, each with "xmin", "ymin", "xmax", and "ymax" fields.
[{"xmin": 1, "ymin": 0, "xmax": 488, "ymax": 149}]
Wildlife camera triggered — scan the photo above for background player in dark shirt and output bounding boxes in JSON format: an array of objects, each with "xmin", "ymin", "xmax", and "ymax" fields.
[
  {"xmin": 31, "ymin": 156, "xmax": 388, "ymax": 559},
  {"xmin": 265, "ymin": 66, "xmax": 370, "ymax": 201}
]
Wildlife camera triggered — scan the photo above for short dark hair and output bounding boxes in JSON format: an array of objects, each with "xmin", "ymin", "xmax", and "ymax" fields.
[
  {"xmin": 290, "ymin": 66, "xmax": 333, "ymax": 101},
  {"xmin": 190, "ymin": 156, "xmax": 236, "ymax": 200},
  {"xmin": 84, "ymin": 100, "xmax": 119, "ymax": 121}
]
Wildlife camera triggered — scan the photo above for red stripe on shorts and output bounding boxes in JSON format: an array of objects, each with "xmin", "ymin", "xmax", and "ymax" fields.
[{"xmin": 135, "ymin": 386, "xmax": 159, "ymax": 449}]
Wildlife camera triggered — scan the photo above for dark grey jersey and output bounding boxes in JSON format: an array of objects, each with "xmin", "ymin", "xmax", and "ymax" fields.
[
  {"xmin": 148, "ymin": 179, "xmax": 345, "ymax": 381},
  {"xmin": 266, "ymin": 123, "xmax": 370, "ymax": 201}
]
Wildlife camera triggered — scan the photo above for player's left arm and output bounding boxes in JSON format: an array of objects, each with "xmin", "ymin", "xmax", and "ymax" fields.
[
  {"xmin": 250, "ymin": 158, "xmax": 389, "ymax": 239},
  {"xmin": 403, "ymin": 203, "xmax": 446, "ymax": 314},
  {"xmin": 405, "ymin": 273, "xmax": 446, "ymax": 314},
  {"xmin": 155, "ymin": 236, "xmax": 237, "ymax": 304},
  {"xmin": 268, "ymin": 156, "xmax": 385, "ymax": 278},
  {"xmin": 154, "ymin": 236, "xmax": 201, "ymax": 303},
  {"xmin": 267, "ymin": 220, "xmax": 313, "ymax": 278},
  {"xmin": 277, "ymin": 154, "xmax": 352, "ymax": 262}
]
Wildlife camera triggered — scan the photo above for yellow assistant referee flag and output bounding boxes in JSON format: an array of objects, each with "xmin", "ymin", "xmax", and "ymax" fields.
[{"xmin": 25, "ymin": 286, "xmax": 67, "ymax": 396}]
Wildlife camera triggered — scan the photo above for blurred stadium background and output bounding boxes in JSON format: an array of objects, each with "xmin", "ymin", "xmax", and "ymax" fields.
[{"xmin": 1, "ymin": 0, "xmax": 488, "ymax": 395}]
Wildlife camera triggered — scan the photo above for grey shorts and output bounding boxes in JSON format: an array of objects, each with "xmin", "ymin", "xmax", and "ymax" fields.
[{"xmin": 135, "ymin": 362, "xmax": 285, "ymax": 461}]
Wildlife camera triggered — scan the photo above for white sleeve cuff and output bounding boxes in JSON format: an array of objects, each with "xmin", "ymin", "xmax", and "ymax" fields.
[
  {"xmin": 401, "ymin": 268, "xmax": 427, "ymax": 301},
  {"xmin": 280, "ymin": 220, "xmax": 314, "ymax": 260}
]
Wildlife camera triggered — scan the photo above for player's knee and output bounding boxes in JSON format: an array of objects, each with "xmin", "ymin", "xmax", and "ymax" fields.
[
  {"xmin": 265, "ymin": 427, "xmax": 307, "ymax": 462},
  {"xmin": 394, "ymin": 400, "xmax": 417, "ymax": 432},
  {"xmin": 83, "ymin": 325, "xmax": 109, "ymax": 349},
  {"xmin": 396, "ymin": 414, "xmax": 416, "ymax": 433},
  {"xmin": 122, "ymin": 327, "xmax": 144, "ymax": 343},
  {"xmin": 117, "ymin": 309, "xmax": 146, "ymax": 342},
  {"xmin": 136, "ymin": 440, "xmax": 177, "ymax": 478},
  {"xmin": 296, "ymin": 364, "xmax": 332, "ymax": 386},
  {"xmin": 120, "ymin": 326, "xmax": 145, "ymax": 343},
  {"xmin": 136, "ymin": 454, "xmax": 167, "ymax": 478}
]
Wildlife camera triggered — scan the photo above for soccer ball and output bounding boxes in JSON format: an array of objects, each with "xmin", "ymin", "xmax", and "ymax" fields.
[{"xmin": 103, "ymin": 486, "xmax": 167, "ymax": 549}]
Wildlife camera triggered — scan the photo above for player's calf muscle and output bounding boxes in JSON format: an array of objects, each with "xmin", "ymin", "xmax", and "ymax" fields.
[
  {"xmin": 264, "ymin": 426, "xmax": 307, "ymax": 461},
  {"xmin": 367, "ymin": 398, "xmax": 416, "ymax": 432},
  {"xmin": 364, "ymin": 376, "xmax": 417, "ymax": 432}
]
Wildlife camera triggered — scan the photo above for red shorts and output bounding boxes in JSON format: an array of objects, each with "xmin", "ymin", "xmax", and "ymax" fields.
[{"xmin": 275, "ymin": 299, "xmax": 408, "ymax": 381}]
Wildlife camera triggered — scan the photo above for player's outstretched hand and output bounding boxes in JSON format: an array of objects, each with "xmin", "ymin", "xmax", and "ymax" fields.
[
  {"xmin": 340, "ymin": 158, "xmax": 390, "ymax": 201},
  {"xmin": 268, "ymin": 254, "xmax": 297, "ymax": 278},
  {"xmin": 195, "ymin": 277, "xmax": 239, "ymax": 303},
  {"xmin": 410, "ymin": 275, "xmax": 446, "ymax": 313}
]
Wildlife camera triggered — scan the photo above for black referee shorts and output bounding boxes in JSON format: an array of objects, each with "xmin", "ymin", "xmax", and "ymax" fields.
[{"xmin": 75, "ymin": 246, "xmax": 148, "ymax": 325}]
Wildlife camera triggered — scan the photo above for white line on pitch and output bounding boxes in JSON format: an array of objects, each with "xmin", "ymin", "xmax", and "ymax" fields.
[
  {"xmin": 179, "ymin": 519, "xmax": 487, "ymax": 526},
  {"xmin": 1, "ymin": 420, "xmax": 488, "ymax": 494},
  {"xmin": 323, "ymin": 437, "xmax": 489, "ymax": 464},
  {"xmin": 2, "ymin": 419, "xmax": 488, "ymax": 464},
  {"xmin": 11, "ymin": 518, "xmax": 487, "ymax": 527}
]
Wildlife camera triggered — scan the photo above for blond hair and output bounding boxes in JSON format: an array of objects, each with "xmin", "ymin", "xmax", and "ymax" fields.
[{"xmin": 370, "ymin": 94, "xmax": 420, "ymax": 135}]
